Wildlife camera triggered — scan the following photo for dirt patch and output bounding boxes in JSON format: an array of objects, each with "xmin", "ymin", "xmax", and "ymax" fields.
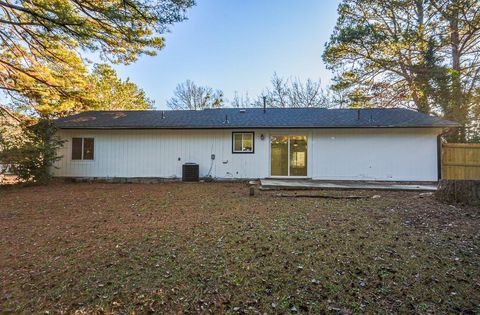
[{"xmin": 1, "ymin": 182, "xmax": 479, "ymax": 314}]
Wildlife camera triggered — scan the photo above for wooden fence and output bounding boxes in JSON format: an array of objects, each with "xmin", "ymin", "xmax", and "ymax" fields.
[{"xmin": 442, "ymin": 143, "xmax": 480, "ymax": 179}]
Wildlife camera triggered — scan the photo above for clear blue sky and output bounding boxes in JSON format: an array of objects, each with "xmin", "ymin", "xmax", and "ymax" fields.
[{"xmin": 114, "ymin": 0, "xmax": 341, "ymax": 109}]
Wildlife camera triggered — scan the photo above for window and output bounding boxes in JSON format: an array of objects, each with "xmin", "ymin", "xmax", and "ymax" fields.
[
  {"xmin": 72, "ymin": 138, "xmax": 94, "ymax": 160},
  {"xmin": 83, "ymin": 138, "xmax": 94, "ymax": 160},
  {"xmin": 232, "ymin": 132, "xmax": 254, "ymax": 153},
  {"xmin": 72, "ymin": 138, "xmax": 83, "ymax": 160}
]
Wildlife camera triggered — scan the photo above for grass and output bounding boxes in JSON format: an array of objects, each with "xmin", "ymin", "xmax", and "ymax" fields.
[{"xmin": 1, "ymin": 181, "xmax": 479, "ymax": 314}]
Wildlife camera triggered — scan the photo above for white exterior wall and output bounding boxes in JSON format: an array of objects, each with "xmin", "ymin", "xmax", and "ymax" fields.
[
  {"xmin": 53, "ymin": 129, "xmax": 273, "ymax": 179},
  {"xmin": 53, "ymin": 128, "xmax": 441, "ymax": 181},
  {"xmin": 311, "ymin": 129, "xmax": 441, "ymax": 181}
]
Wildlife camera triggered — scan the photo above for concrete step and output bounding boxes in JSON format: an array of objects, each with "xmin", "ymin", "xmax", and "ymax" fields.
[{"xmin": 260, "ymin": 179, "xmax": 437, "ymax": 192}]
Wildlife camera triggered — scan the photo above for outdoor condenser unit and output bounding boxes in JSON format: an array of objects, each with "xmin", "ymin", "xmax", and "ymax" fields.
[{"xmin": 182, "ymin": 163, "xmax": 199, "ymax": 182}]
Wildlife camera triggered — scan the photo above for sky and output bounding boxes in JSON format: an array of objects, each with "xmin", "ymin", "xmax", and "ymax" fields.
[{"xmin": 112, "ymin": 0, "xmax": 341, "ymax": 109}]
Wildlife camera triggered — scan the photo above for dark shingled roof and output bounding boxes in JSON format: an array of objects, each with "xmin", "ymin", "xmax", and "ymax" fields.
[{"xmin": 54, "ymin": 108, "xmax": 459, "ymax": 129}]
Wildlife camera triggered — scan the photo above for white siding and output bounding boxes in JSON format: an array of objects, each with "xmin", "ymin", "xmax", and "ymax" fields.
[
  {"xmin": 53, "ymin": 128, "xmax": 441, "ymax": 181},
  {"xmin": 53, "ymin": 129, "xmax": 271, "ymax": 179},
  {"xmin": 311, "ymin": 128, "xmax": 441, "ymax": 181}
]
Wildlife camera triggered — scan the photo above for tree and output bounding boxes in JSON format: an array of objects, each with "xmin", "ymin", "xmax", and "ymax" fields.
[
  {"xmin": 231, "ymin": 91, "xmax": 253, "ymax": 108},
  {"xmin": 89, "ymin": 64, "xmax": 154, "ymax": 111},
  {"xmin": 0, "ymin": 106, "xmax": 22, "ymax": 146},
  {"xmin": 0, "ymin": 0, "xmax": 194, "ymax": 116},
  {"xmin": 469, "ymin": 90, "xmax": 480, "ymax": 141},
  {"xmin": 430, "ymin": 0, "xmax": 480, "ymax": 141},
  {"xmin": 167, "ymin": 80, "xmax": 224, "ymax": 110},
  {"xmin": 323, "ymin": 0, "xmax": 438, "ymax": 110},
  {"xmin": 257, "ymin": 73, "xmax": 331, "ymax": 108},
  {"xmin": 323, "ymin": 0, "xmax": 480, "ymax": 142},
  {"xmin": 3, "ymin": 45, "xmax": 94, "ymax": 117},
  {"xmin": 4, "ymin": 52, "xmax": 154, "ymax": 117},
  {"xmin": 0, "ymin": 119, "xmax": 64, "ymax": 183}
]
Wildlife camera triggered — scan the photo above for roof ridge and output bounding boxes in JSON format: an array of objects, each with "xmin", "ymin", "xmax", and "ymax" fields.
[{"xmin": 70, "ymin": 107, "xmax": 420, "ymax": 114}]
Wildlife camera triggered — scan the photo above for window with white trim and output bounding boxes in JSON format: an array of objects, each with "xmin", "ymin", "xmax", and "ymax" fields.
[
  {"xmin": 232, "ymin": 132, "xmax": 254, "ymax": 153},
  {"xmin": 72, "ymin": 138, "xmax": 94, "ymax": 160}
]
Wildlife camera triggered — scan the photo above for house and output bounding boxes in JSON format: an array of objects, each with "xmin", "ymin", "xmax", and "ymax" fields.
[{"xmin": 52, "ymin": 108, "xmax": 458, "ymax": 181}]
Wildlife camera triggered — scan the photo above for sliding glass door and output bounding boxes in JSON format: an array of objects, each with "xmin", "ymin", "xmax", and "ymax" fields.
[
  {"xmin": 271, "ymin": 135, "xmax": 307, "ymax": 177},
  {"xmin": 271, "ymin": 136, "xmax": 289, "ymax": 176}
]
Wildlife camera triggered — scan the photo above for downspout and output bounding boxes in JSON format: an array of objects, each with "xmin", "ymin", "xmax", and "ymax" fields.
[
  {"xmin": 437, "ymin": 129, "xmax": 451, "ymax": 181},
  {"xmin": 437, "ymin": 134, "xmax": 442, "ymax": 181}
]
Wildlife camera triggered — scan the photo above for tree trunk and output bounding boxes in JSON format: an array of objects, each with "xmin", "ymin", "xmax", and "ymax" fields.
[
  {"xmin": 412, "ymin": 0, "xmax": 431, "ymax": 114},
  {"xmin": 436, "ymin": 180, "xmax": 480, "ymax": 205},
  {"xmin": 447, "ymin": 6, "xmax": 467, "ymax": 142}
]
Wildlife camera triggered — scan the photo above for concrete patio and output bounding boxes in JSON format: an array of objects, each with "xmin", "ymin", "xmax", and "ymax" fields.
[{"xmin": 259, "ymin": 179, "xmax": 438, "ymax": 191}]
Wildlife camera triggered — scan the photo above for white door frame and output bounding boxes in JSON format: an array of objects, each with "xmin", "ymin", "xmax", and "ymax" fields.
[{"xmin": 269, "ymin": 133, "xmax": 309, "ymax": 178}]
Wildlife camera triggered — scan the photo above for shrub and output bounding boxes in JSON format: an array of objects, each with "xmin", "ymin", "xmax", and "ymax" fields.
[{"xmin": 0, "ymin": 119, "xmax": 64, "ymax": 184}]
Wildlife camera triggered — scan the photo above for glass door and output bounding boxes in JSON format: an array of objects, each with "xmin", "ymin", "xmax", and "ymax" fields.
[
  {"xmin": 270, "ymin": 135, "xmax": 307, "ymax": 177},
  {"xmin": 290, "ymin": 136, "xmax": 307, "ymax": 176},
  {"xmin": 271, "ymin": 136, "xmax": 289, "ymax": 176}
]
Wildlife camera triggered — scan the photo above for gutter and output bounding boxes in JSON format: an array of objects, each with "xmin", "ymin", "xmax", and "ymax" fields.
[{"xmin": 436, "ymin": 128, "xmax": 455, "ymax": 181}]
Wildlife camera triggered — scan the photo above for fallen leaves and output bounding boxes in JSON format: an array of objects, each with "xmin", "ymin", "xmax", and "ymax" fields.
[{"xmin": 0, "ymin": 182, "xmax": 479, "ymax": 313}]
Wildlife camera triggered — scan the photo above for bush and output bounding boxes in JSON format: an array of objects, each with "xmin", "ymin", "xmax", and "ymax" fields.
[{"xmin": 0, "ymin": 119, "xmax": 64, "ymax": 184}]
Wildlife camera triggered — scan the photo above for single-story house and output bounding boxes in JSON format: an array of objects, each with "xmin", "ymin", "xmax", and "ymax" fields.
[{"xmin": 53, "ymin": 108, "xmax": 458, "ymax": 181}]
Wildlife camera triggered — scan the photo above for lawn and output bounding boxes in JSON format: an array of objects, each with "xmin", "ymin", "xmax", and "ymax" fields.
[{"xmin": 1, "ymin": 182, "xmax": 479, "ymax": 314}]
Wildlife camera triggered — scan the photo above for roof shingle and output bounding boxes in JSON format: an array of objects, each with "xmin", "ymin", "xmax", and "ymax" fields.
[{"xmin": 54, "ymin": 108, "xmax": 459, "ymax": 129}]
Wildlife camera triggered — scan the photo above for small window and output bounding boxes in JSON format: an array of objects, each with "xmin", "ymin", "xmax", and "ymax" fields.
[
  {"xmin": 83, "ymin": 138, "xmax": 94, "ymax": 160},
  {"xmin": 72, "ymin": 138, "xmax": 83, "ymax": 160},
  {"xmin": 72, "ymin": 137, "xmax": 94, "ymax": 160},
  {"xmin": 232, "ymin": 132, "xmax": 254, "ymax": 153}
]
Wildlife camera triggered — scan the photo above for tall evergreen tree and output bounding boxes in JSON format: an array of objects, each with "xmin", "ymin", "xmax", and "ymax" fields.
[
  {"xmin": 89, "ymin": 64, "xmax": 154, "ymax": 111},
  {"xmin": 0, "ymin": 0, "xmax": 194, "ymax": 116},
  {"xmin": 323, "ymin": 0, "xmax": 480, "ymax": 142}
]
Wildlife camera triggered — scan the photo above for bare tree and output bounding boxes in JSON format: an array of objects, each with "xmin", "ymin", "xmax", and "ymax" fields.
[
  {"xmin": 231, "ymin": 91, "xmax": 254, "ymax": 108},
  {"xmin": 256, "ymin": 73, "xmax": 332, "ymax": 108},
  {"xmin": 167, "ymin": 80, "xmax": 224, "ymax": 110}
]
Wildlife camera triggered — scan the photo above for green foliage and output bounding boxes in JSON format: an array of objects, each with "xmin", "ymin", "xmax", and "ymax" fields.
[
  {"xmin": 89, "ymin": 64, "xmax": 154, "ymax": 111},
  {"xmin": 0, "ymin": 0, "xmax": 194, "ymax": 63},
  {"xmin": 323, "ymin": 0, "xmax": 438, "ymax": 109},
  {"xmin": 0, "ymin": 119, "xmax": 65, "ymax": 184},
  {"xmin": 324, "ymin": 0, "xmax": 480, "ymax": 142},
  {"xmin": 467, "ymin": 92, "xmax": 480, "ymax": 142},
  {"xmin": 0, "ymin": 0, "xmax": 194, "ymax": 116},
  {"xmin": 2, "ymin": 45, "xmax": 94, "ymax": 117},
  {"xmin": 4, "ymin": 57, "xmax": 155, "ymax": 117}
]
